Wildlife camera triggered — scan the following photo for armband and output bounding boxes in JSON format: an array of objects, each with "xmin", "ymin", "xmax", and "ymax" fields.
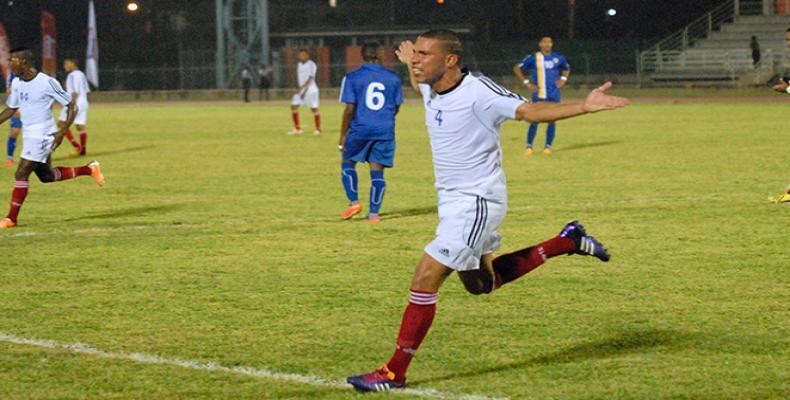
[{"xmin": 560, "ymin": 76, "xmax": 568, "ymax": 81}]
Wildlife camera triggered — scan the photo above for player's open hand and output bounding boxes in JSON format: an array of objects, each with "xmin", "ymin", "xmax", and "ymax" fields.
[
  {"xmin": 582, "ymin": 82, "xmax": 630, "ymax": 113},
  {"xmin": 526, "ymin": 83, "xmax": 538, "ymax": 92},
  {"xmin": 555, "ymin": 80, "xmax": 567, "ymax": 89},
  {"xmin": 396, "ymin": 41, "xmax": 415, "ymax": 65},
  {"xmin": 772, "ymin": 79, "xmax": 788, "ymax": 93}
]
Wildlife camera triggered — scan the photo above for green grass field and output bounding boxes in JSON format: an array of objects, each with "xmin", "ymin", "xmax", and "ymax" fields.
[{"xmin": 0, "ymin": 100, "xmax": 787, "ymax": 399}]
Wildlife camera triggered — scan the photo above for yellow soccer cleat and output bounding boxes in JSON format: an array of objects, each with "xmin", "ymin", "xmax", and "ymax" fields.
[
  {"xmin": 340, "ymin": 203, "xmax": 363, "ymax": 220},
  {"xmin": 768, "ymin": 192, "xmax": 790, "ymax": 203},
  {"xmin": 0, "ymin": 218, "xmax": 16, "ymax": 229},
  {"xmin": 543, "ymin": 148, "xmax": 553, "ymax": 155},
  {"xmin": 88, "ymin": 160, "xmax": 105, "ymax": 187},
  {"xmin": 524, "ymin": 147, "xmax": 534, "ymax": 156}
]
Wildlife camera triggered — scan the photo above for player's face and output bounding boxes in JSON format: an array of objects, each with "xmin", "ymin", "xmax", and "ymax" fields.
[
  {"xmin": 411, "ymin": 37, "xmax": 452, "ymax": 85},
  {"xmin": 9, "ymin": 54, "xmax": 27, "ymax": 75},
  {"xmin": 539, "ymin": 37, "xmax": 553, "ymax": 53},
  {"xmin": 63, "ymin": 60, "xmax": 75, "ymax": 72},
  {"xmin": 298, "ymin": 51, "xmax": 310, "ymax": 62}
]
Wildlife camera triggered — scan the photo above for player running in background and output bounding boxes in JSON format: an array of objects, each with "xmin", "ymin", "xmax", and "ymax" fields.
[
  {"xmin": 57, "ymin": 58, "xmax": 91, "ymax": 156},
  {"xmin": 288, "ymin": 49, "xmax": 321, "ymax": 136},
  {"xmin": 338, "ymin": 41, "xmax": 403, "ymax": 223},
  {"xmin": 0, "ymin": 47, "xmax": 105, "ymax": 229},
  {"xmin": 5, "ymin": 71, "xmax": 21, "ymax": 165},
  {"xmin": 346, "ymin": 30, "xmax": 628, "ymax": 392},
  {"xmin": 513, "ymin": 36, "xmax": 570, "ymax": 155}
]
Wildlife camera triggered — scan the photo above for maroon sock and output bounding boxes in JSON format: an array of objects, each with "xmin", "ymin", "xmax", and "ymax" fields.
[
  {"xmin": 55, "ymin": 165, "xmax": 92, "ymax": 181},
  {"xmin": 313, "ymin": 112, "xmax": 321, "ymax": 131},
  {"xmin": 65, "ymin": 129, "xmax": 80, "ymax": 148},
  {"xmin": 386, "ymin": 290, "xmax": 437, "ymax": 382},
  {"xmin": 7, "ymin": 180, "xmax": 29, "ymax": 222},
  {"xmin": 291, "ymin": 111, "xmax": 300, "ymax": 130},
  {"xmin": 493, "ymin": 236, "xmax": 575, "ymax": 286},
  {"xmin": 79, "ymin": 131, "xmax": 87, "ymax": 152}
]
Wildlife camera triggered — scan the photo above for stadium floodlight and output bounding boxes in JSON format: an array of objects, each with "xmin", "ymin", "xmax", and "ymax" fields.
[
  {"xmin": 329, "ymin": 0, "xmax": 337, "ymax": 7},
  {"xmin": 607, "ymin": 8, "xmax": 617, "ymax": 16},
  {"xmin": 126, "ymin": 1, "xmax": 140, "ymax": 13}
]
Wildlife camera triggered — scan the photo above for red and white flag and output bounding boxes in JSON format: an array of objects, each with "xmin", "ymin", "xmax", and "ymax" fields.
[
  {"xmin": 40, "ymin": 11, "xmax": 57, "ymax": 76},
  {"xmin": 86, "ymin": 0, "xmax": 99, "ymax": 88},
  {"xmin": 0, "ymin": 23, "xmax": 11, "ymax": 83}
]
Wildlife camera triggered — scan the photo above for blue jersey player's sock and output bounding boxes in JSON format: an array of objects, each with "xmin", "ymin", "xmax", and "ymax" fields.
[
  {"xmin": 341, "ymin": 161, "xmax": 359, "ymax": 204},
  {"xmin": 369, "ymin": 169, "xmax": 386, "ymax": 216},
  {"xmin": 527, "ymin": 123, "xmax": 538, "ymax": 148},
  {"xmin": 6, "ymin": 136, "xmax": 16, "ymax": 160},
  {"xmin": 545, "ymin": 123, "xmax": 556, "ymax": 148}
]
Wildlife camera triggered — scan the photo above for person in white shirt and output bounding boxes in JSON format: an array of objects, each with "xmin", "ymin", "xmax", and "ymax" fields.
[
  {"xmin": 771, "ymin": 28, "xmax": 790, "ymax": 94},
  {"xmin": 288, "ymin": 49, "xmax": 321, "ymax": 136},
  {"xmin": 57, "ymin": 58, "xmax": 91, "ymax": 156},
  {"xmin": 347, "ymin": 30, "xmax": 629, "ymax": 392},
  {"xmin": 0, "ymin": 47, "xmax": 105, "ymax": 229}
]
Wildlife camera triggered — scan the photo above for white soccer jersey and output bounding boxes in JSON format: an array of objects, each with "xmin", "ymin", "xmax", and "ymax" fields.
[
  {"xmin": 297, "ymin": 60, "xmax": 318, "ymax": 91},
  {"xmin": 419, "ymin": 73, "xmax": 527, "ymax": 201},
  {"xmin": 6, "ymin": 72, "xmax": 71, "ymax": 137},
  {"xmin": 65, "ymin": 69, "xmax": 90, "ymax": 106}
]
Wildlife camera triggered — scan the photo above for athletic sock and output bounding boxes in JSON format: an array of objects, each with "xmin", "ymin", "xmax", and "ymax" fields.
[
  {"xmin": 341, "ymin": 161, "xmax": 359, "ymax": 203},
  {"xmin": 527, "ymin": 123, "xmax": 538, "ymax": 147},
  {"xmin": 6, "ymin": 136, "xmax": 16, "ymax": 160},
  {"xmin": 386, "ymin": 290, "xmax": 438, "ymax": 383},
  {"xmin": 492, "ymin": 236, "xmax": 576, "ymax": 287},
  {"xmin": 291, "ymin": 110, "xmax": 301, "ymax": 130},
  {"xmin": 369, "ymin": 170, "xmax": 386, "ymax": 215},
  {"xmin": 313, "ymin": 112, "xmax": 321, "ymax": 131},
  {"xmin": 7, "ymin": 180, "xmax": 29, "ymax": 222},
  {"xmin": 65, "ymin": 129, "xmax": 80, "ymax": 148},
  {"xmin": 79, "ymin": 131, "xmax": 88, "ymax": 152},
  {"xmin": 545, "ymin": 123, "xmax": 556, "ymax": 148},
  {"xmin": 54, "ymin": 165, "xmax": 92, "ymax": 181}
]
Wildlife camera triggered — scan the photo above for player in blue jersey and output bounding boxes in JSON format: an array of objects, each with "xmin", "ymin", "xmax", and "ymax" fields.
[
  {"xmin": 5, "ymin": 72, "xmax": 22, "ymax": 165},
  {"xmin": 338, "ymin": 41, "xmax": 404, "ymax": 223},
  {"xmin": 513, "ymin": 36, "xmax": 570, "ymax": 155}
]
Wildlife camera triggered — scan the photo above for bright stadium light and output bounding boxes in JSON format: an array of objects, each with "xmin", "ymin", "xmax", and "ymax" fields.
[
  {"xmin": 126, "ymin": 1, "xmax": 140, "ymax": 13},
  {"xmin": 329, "ymin": 0, "xmax": 337, "ymax": 7},
  {"xmin": 607, "ymin": 8, "xmax": 617, "ymax": 17}
]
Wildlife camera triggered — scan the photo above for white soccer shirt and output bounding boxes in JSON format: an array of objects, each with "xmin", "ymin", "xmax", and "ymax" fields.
[
  {"xmin": 297, "ymin": 60, "xmax": 318, "ymax": 92},
  {"xmin": 65, "ymin": 69, "xmax": 90, "ymax": 106},
  {"xmin": 419, "ymin": 73, "xmax": 527, "ymax": 201},
  {"xmin": 6, "ymin": 72, "xmax": 71, "ymax": 137}
]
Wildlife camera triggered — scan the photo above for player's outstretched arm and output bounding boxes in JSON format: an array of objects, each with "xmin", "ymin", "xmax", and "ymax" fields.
[
  {"xmin": 0, "ymin": 107, "xmax": 17, "ymax": 125},
  {"xmin": 396, "ymin": 40, "xmax": 420, "ymax": 94},
  {"xmin": 515, "ymin": 82, "xmax": 629, "ymax": 123},
  {"xmin": 772, "ymin": 79, "xmax": 789, "ymax": 93}
]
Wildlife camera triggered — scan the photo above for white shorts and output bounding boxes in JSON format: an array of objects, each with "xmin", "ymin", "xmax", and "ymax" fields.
[
  {"xmin": 424, "ymin": 192, "xmax": 507, "ymax": 271},
  {"xmin": 21, "ymin": 135, "xmax": 55, "ymax": 163},
  {"xmin": 291, "ymin": 89, "xmax": 319, "ymax": 109},
  {"xmin": 58, "ymin": 103, "xmax": 89, "ymax": 125}
]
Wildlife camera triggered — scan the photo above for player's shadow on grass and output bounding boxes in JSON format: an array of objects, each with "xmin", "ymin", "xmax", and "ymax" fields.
[
  {"xmin": 53, "ymin": 145, "xmax": 155, "ymax": 161},
  {"xmin": 60, "ymin": 204, "xmax": 184, "ymax": 222},
  {"xmin": 559, "ymin": 140, "xmax": 623, "ymax": 152},
  {"xmin": 383, "ymin": 205, "xmax": 437, "ymax": 220},
  {"xmin": 412, "ymin": 329, "xmax": 697, "ymax": 385}
]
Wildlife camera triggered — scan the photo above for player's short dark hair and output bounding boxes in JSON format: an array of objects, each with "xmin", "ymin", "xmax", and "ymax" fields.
[
  {"xmin": 361, "ymin": 41, "xmax": 382, "ymax": 62},
  {"xmin": 298, "ymin": 48, "xmax": 309, "ymax": 54},
  {"xmin": 419, "ymin": 29, "xmax": 463, "ymax": 63},
  {"xmin": 786, "ymin": 27, "xmax": 790, "ymax": 33},
  {"xmin": 10, "ymin": 47, "xmax": 34, "ymax": 63},
  {"xmin": 64, "ymin": 57, "xmax": 79, "ymax": 66},
  {"xmin": 540, "ymin": 35, "xmax": 553, "ymax": 41}
]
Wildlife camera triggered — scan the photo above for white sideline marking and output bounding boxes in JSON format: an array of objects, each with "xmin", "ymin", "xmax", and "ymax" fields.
[
  {"xmin": 0, "ymin": 332, "xmax": 506, "ymax": 400},
  {"xmin": 3, "ymin": 224, "xmax": 194, "ymax": 238}
]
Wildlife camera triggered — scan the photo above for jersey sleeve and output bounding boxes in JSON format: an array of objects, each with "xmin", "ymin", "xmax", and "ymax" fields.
[
  {"xmin": 47, "ymin": 77, "xmax": 72, "ymax": 106},
  {"xmin": 66, "ymin": 74, "xmax": 75, "ymax": 94},
  {"xmin": 418, "ymin": 83, "xmax": 432, "ymax": 102},
  {"xmin": 339, "ymin": 76, "xmax": 356, "ymax": 104},
  {"xmin": 6, "ymin": 80, "xmax": 19, "ymax": 108},
  {"xmin": 394, "ymin": 78, "xmax": 404, "ymax": 106},
  {"xmin": 558, "ymin": 54, "xmax": 570, "ymax": 71},
  {"xmin": 309, "ymin": 61, "xmax": 317, "ymax": 78},
  {"xmin": 475, "ymin": 77, "xmax": 527, "ymax": 124},
  {"xmin": 518, "ymin": 55, "xmax": 535, "ymax": 73}
]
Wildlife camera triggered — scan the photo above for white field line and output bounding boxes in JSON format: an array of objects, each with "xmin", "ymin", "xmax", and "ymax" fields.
[
  {"xmin": 2, "ymin": 224, "xmax": 195, "ymax": 238},
  {"xmin": 0, "ymin": 332, "xmax": 506, "ymax": 400}
]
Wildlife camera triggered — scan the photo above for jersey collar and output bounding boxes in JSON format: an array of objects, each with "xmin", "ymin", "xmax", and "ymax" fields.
[{"xmin": 435, "ymin": 69, "xmax": 468, "ymax": 96}]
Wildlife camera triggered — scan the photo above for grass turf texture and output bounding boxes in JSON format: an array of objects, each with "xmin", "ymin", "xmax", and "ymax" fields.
[{"xmin": 0, "ymin": 101, "xmax": 787, "ymax": 399}]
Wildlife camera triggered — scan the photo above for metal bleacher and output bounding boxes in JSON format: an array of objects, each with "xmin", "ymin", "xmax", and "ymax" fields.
[{"xmin": 639, "ymin": 0, "xmax": 790, "ymax": 84}]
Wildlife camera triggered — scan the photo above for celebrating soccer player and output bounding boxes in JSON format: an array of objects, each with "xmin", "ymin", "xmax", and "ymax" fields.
[
  {"xmin": 0, "ymin": 47, "xmax": 105, "ymax": 229},
  {"xmin": 57, "ymin": 58, "xmax": 92, "ymax": 156},
  {"xmin": 288, "ymin": 49, "xmax": 321, "ymax": 136},
  {"xmin": 338, "ymin": 41, "xmax": 403, "ymax": 222},
  {"xmin": 513, "ymin": 36, "xmax": 570, "ymax": 155},
  {"xmin": 5, "ymin": 71, "xmax": 21, "ymax": 166},
  {"xmin": 346, "ymin": 30, "xmax": 629, "ymax": 392}
]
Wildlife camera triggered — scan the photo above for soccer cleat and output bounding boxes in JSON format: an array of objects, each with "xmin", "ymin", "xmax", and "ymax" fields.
[
  {"xmin": 559, "ymin": 220, "xmax": 610, "ymax": 262},
  {"xmin": 367, "ymin": 214, "xmax": 381, "ymax": 223},
  {"xmin": 4, "ymin": 159, "xmax": 13, "ymax": 166},
  {"xmin": 543, "ymin": 148, "xmax": 553, "ymax": 155},
  {"xmin": 313, "ymin": 130, "xmax": 321, "ymax": 136},
  {"xmin": 69, "ymin": 146, "xmax": 83, "ymax": 157},
  {"xmin": 88, "ymin": 161, "xmax": 105, "ymax": 187},
  {"xmin": 768, "ymin": 192, "xmax": 790, "ymax": 203},
  {"xmin": 524, "ymin": 147, "xmax": 534, "ymax": 156},
  {"xmin": 287, "ymin": 129, "xmax": 303, "ymax": 136},
  {"xmin": 0, "ymin": 218, "xmax": 16, "ymax": 229},
  {"xmin": 347, "ymin": 365, "xmax": 405, "ymax": 392},
  {"xmin": 340, "ymin": 203, "xmax": 363, "ymax": 220}
]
